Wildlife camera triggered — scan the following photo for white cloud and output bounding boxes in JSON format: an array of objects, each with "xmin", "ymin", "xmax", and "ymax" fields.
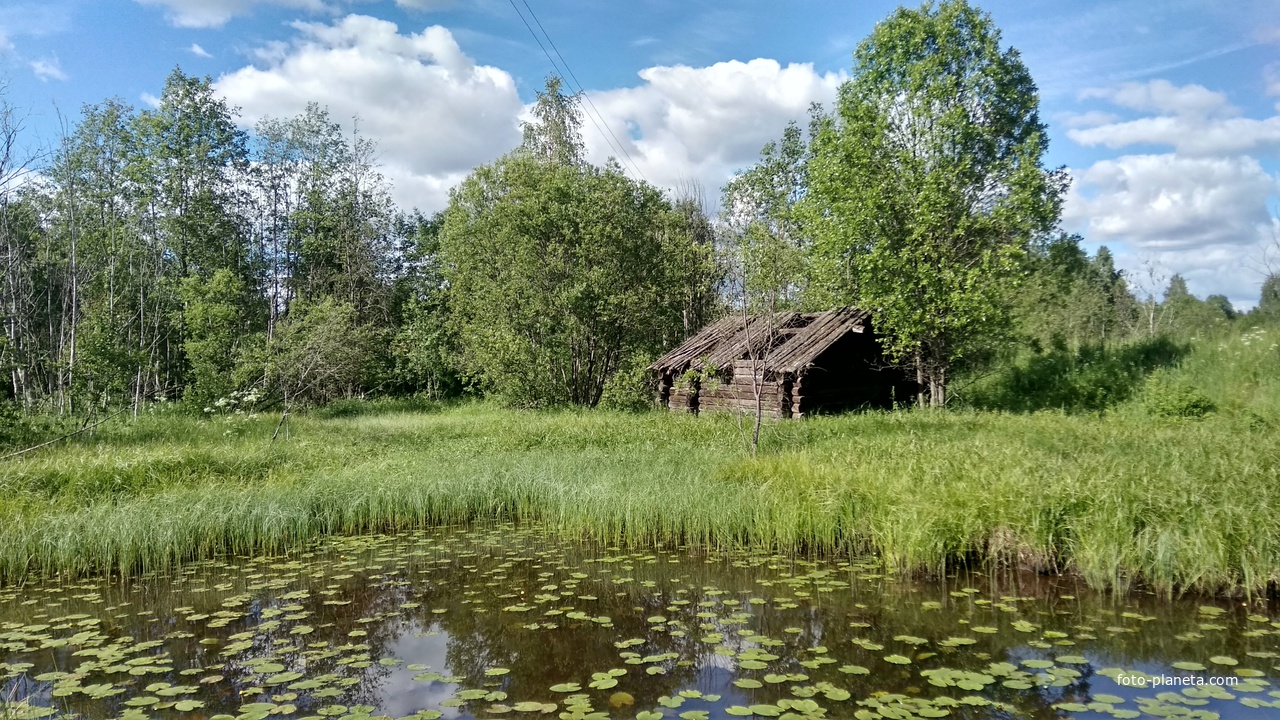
[
  {"xmin": 1064, "ymin": 79, "xmax": 1280, "ymax": 305},
  {"xmin": 1082, "ymin": 79, "xmax": 1233, "ymax": 118},
  {"xmin": 1071, "ymin": 79, "xmax": 1280, "ymax": 156},
  {"xmin": 134, "ymin": 0, "xmax": 329, "ymax": 29},
  {"xmin": 0, "ymin": 32, "xmax": 12, "ymax": 55},
  {"xmin": 30, "ymin": 56, "xmax": 67, "ymax": 82},
  {"xmin": 215, "ymin": 15, "xmax": 842, "ymax": 213},
  {"xmin": 579, "ymin": 59, "xmax": 844, "ymax": 199},
  {"xmin": 1069, "ymin": 115, "xmax": 1280, "ymax": 156},
  {"xmin": 190, "ymin": 43, "xmax": 212, "ymax": 58},
  {"xmin": 140, "ymin": 92, "xmax": 162, "ymax": 108},
  {"xmin": 393, "ymin": 0, "xmax": 453, "ymax": 10},
  {"xmin": 215, "ymin": 15, "xmax": 523, "ymax": 211},
  {"xmin": 1267, "ymin": 62, "xmax": 1280, "ymax": 108},
  {"xmin": 1060, "ymin": 110, "xmax": 1120, "ymax": 129},
  {"xmin": 1066, "ymin": 155, "xmax": 1275, "ymax": 251}
]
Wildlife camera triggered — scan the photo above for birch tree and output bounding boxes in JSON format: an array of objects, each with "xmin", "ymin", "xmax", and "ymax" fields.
[{"xmin": 805, "ymin": 0, "xmax": 1067, "ymax": 407}]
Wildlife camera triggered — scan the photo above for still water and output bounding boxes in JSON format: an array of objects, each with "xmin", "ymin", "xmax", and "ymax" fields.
[{"xmin": 2, "ymin": 525, "xmax": 1279, "ymax": 719}]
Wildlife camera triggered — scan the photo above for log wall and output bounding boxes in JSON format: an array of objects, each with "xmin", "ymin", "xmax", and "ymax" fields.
[{"xmin": 655, "ymin": 320, "xmax": 916, "ymax": 419}]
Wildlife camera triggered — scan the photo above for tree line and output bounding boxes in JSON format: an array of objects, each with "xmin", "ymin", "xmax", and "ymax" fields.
[
  {"xmin": 0, "ymin": 68, "xmax": 439, "ymax": 414},
  {"xmin": 0, "ymin": 69, "xmax": 721, "ymax": 415},
  {"xmin": 0, "ymin": 0, "xmax": 1270, "ymax": 418}
]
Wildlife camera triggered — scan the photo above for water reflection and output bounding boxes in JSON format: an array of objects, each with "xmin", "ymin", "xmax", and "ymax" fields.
[{"xmin": 1, "ymin": 525, "xmax": 1277, "ymax": 719}]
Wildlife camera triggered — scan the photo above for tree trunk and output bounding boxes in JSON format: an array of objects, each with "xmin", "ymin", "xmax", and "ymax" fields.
[
  {"xmin": 915, "ymin": 352, "xmax": 926, "ymax": 409},
  {"xmin": 920, "ymin": 353, "xmax": 947, "ymax": 408},
  {"xmin": 930, "ymin": 373, "xmax": 946, "ymax": 408}
]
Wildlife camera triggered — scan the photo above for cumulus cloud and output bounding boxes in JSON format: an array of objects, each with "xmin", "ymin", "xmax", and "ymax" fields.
[
  {"xmin": 1065, "ymin": 155, "xmax": 1275, "ymax": 250},
  {"xmin": 215, "ymin": 15, "xmax": 523, "ymax": 210},
  {"xmin": 579, "ymin": 59, "xmax": 844, "ymax": 198},
  {"xmin": 215, "ymin": 15, "xmax": 843, "ymax": 212},
  {"xmin": 1064, "ymin": 79, "xmax": 1280, "ymax": 305},
  {"xmin": 190, "ymin": 43, "xmax": 212, "ymax": 58},
  {"xmin": 1069, "ymin": 116, "xmax": 1280, "ymax": 157},
  {"xmin": 30, "ymin": 56, "xmax": 67, "ymax": 82},
  {"xmin": 1071, "ymin": 80, "xmax": 1280, "ymax": 156},
  {"xmin": 134, "ymin": 0, "xmax": 330, "ymax": 29},
  {"xmin": 1082, "ymin": 79, "xmax": 1232, "ymax": 118}
]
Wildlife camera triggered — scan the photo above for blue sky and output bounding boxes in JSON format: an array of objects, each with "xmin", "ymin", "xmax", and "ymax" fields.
[{"xmin": 1, "ymin": 0, "xmax": 1277, "ymax": 306}]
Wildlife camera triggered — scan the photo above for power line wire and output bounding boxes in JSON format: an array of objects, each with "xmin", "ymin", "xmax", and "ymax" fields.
[
  {"xmin": 506, "ymin": 0, "xmax": 648, "ymax": 182},
  {"xmin": 505, "ymin": 0, "xmax": 633, "ymax": 174},
  {"xmin": 518, "ymin": 0, "xmax": 647, "ymax": 182}
]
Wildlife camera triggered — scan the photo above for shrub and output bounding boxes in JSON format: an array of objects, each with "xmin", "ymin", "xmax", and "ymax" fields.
[
  {"xmin": 598, "ymin": 352, "xmax": 657, "ymax": 412},
  {"xmin": 1142, "ymin": 370, "xmax": 1215, "ymax": 418}
]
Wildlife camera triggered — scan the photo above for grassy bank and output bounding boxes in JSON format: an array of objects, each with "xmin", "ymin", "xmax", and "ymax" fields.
[{"xmin": 1, "ymin": 328, "xmax": 1277, "ymax": 595}]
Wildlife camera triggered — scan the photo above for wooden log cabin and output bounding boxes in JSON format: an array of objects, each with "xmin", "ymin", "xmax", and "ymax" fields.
[{"xmin": 649, "ymin": 308, "xmax": 915, "ymax": 418}]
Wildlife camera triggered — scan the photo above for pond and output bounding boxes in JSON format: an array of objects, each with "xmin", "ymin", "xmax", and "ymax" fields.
[{"xmin": 2, "ymin": 525, "xmax": 1278, "ymax": 720}]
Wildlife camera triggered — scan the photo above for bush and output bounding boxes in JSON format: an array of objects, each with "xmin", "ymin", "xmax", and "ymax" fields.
[
  {"xmin": 268, "ymin": 299, "xmax": 377, "ymax": 406},
  {"xmin": 960, "ymin": 337, "xmax": 1187, "ymax": 413},
  {"xmin": 598, "ymin": 352, "xmax": 657, "ymax": 412},
  {"xmin": 1142, "ymin": 370, "xmax": 1215, "ymax": 418}
]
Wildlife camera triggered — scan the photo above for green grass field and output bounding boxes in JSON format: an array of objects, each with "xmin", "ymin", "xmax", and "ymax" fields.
[{"xmin": 1, "ymin": 326, "xmax": 1277, "ymax": 595}]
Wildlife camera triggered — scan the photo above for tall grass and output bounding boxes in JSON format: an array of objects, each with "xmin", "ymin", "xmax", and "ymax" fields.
[{"xmin": 1, "ymin": 329, "xmax": 1277, "ymax": 596}]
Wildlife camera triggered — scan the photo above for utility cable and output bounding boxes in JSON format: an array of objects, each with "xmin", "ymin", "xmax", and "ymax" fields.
[
  {"xmin": 506, "ymin": 0, "xmax": 648, "ymax": 182},
  {"xmin": 518, "ymin": 0, "xmax": 648, "ymax": 182}
]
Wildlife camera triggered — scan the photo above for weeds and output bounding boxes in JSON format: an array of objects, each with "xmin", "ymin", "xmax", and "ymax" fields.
[{"xmin": 0, "ymin": 403, "xmax": 1276, "ymax": 595}]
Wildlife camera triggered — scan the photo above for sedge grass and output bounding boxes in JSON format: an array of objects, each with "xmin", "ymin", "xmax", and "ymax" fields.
[{"xmin": 1, "ymin": 395, "xmax": 1277, "ymax": 596}]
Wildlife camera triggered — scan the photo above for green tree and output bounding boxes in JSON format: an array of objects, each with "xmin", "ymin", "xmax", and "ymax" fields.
[
  {"xmin": 666, "ymin": 186, "xmax": 723, "ymax": 339},
  {"xmin": 179, "ymin": 269, "xmax": 251, "ymax": 407},
  {"xmin": 804, "ymin": 0, "xmax": 1066, "ymax": 406},
  {"xmin": 1016, "ymin": 235, "xmax": 1135, "ymax": 349},
  {"xmin": 267, "ymin": 298, "xmax": 375, "ymax": 407},
  {"xmin": 133, "ymin": 68, "xmax": 250, "ymax": 279},
  {"xmin": 719, "ymin": 122, "xmax": 813, "ymax": 453},
  {"xmin": 441, "ymin": 78, "xmax": 709, "ymax": 407},
  {"xmin": 128, "ymin": 69, "xmax": 258, "ymax": 406},
  {"xmin": 520, "ymin": 75, "xmax": 585, "ymax": 166},
  {"xmin": 1257, "ymin": 274, "xmax": 1280, "ymax": 321},
  {"xmin": 388, "ymin": 213, "xmax": 462, "ymax": 399},
  {"xmin": 44, "ymin": 99, "xmax": 175, "ymax": 411},
  {"xmin": 721, "ymin": 121, "xmax": 811, "ymax": 312},
  {"xmin": 1162, "ymin": 274, "xmax": 1235, "ymax": 338}
]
